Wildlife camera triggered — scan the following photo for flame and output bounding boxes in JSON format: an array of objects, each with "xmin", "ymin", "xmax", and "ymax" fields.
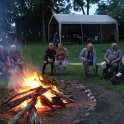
[{"xmin": 14, "ymin": 70, "xmax": 61, "ymax": 110}]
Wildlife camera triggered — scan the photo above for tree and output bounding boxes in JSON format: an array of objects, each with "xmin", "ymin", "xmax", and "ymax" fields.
[
  {"xmin": 72, "ymin": 0, "xmax": 100, "ymax": 15},
  {"xmin": 96, "ymin": 0, "xmax": 124, "ymax": 22},
  {"xmin": 6, "ymin": 0, "xmax": 71, "ymax": 43}
]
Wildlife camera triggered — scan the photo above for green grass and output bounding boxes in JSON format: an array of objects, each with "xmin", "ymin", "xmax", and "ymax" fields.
[{"xmin": 0, "ymin": 42, "xmax": 124, "ymax": 95}]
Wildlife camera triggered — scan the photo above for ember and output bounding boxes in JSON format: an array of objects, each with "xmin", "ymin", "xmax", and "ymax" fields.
[{"xmin": 0, "ymin": 70, "xmax": 74, "ymax": 124}]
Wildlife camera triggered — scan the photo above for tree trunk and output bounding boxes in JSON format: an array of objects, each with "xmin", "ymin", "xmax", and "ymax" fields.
[
  {"xmin": 87, "ymin": 0, "xmax": 90, "ymax": 15},
  {"xmin": 41, "ymin": 10, "xmax": 46, "ymax": 43},
  {"xmin": 81, "ymin": 6, "xmax": 85, "ymax": 15}
]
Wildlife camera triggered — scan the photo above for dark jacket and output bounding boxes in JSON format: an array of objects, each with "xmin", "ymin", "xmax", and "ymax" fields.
[{"xmin": 43, "ymin": 49, "xmax": 56, "ymax": 62}]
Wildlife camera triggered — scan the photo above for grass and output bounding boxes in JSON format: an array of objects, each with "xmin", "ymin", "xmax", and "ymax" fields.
[{"xmin": 0, "ymin": 42, "xmax": 124, "ymax": 95}]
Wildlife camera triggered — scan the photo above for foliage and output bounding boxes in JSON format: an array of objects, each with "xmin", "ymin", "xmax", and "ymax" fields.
[
  {"xmin": 96, "ymin": 0, "xmax": 124, "ymax": 22},
  {"xmin": 72, "ymin": 0, "xmax": 100, "ymax": 15}
]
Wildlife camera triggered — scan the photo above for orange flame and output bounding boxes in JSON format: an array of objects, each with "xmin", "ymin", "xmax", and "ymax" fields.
[{"xmin": 14, "ymin": 70, "xmax": 60, "ymax": 110}]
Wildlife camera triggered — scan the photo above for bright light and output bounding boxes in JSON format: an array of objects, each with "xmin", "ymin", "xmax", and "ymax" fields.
[{"xmin": 11, "ymin": 23, "xmax": 16, "ymax": 27}]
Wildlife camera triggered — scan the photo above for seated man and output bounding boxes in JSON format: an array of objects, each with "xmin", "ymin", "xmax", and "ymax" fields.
[
  {"xmin": 110, "ymin": 56, "xmax": 124, "ymax": 85},
  {"xmin": 9, "ymin": 44, "xmax": 23, "ymax": 70},
  {"xmin": 103, "ymin": 43, "xmax": 122, "ymax": 79},
  {"xmin": 54, "ymin": 43, "xmax": 68, "ymax": 74},
  {"xmin": 42, "ymin": 43, "xmax": 56, "ymax": 75},
  {"xmin": 0, "ymin": 45, "xmax": 10, "ymax": 76},
  {"xmin": 79, "ymin": 43, "xmax": 97, "ymax": 77}
]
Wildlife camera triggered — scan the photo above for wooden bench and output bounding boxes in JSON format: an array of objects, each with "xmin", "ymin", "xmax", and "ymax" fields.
[{"xmin": 68, "ymin": 62, "xmax": 101, "ymax": 75}]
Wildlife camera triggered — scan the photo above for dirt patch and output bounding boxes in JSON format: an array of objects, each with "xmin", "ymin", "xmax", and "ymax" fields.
[{"xmin": 0, "ymin": 80, "xmax": 124, "ymax": 124}]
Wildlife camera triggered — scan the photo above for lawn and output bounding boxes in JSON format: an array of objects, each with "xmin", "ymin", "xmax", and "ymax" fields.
[{"xmin": 0, "ymin": 42, "xmax": 124, "ymax": 95}]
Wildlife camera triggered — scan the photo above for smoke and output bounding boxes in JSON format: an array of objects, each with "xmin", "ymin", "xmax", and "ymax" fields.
[{"xmin": 7, "ymin": 68, "xmax": 24, "ymax": 90}]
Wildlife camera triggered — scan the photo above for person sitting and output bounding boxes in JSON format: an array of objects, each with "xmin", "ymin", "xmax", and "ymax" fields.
[
  {"xmin": 54, "ymin": 43, "xmax": 68, "ymax": 74},
  {"xmin": 9, "ymin": 44, "xmax": 23, "ymax": 70},
  {"xmin": 103, "ymin": 43, "xmax": 122, "ymax": 79},
  {"xmin": 110, "ymin": 56, "xmax": 124, "ymax": 85},
  {"xmin": 79, "ymin": 43, "xmax": 97, "ymax": 77},
  {"xmin": 42, "ymin": 43, "xmax": 56, "ymax": 75},
  {"xmin": 0, "ymin": 45, "xmax": 10, "ymax": 76}
]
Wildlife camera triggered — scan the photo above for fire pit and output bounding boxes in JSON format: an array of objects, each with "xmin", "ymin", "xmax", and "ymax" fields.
[{"xmin": 0, "ymin": 70, "xmax": 96, "ymax": 124}]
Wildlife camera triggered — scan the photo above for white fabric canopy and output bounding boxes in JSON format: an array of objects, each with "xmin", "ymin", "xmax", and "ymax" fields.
[{"xmin": 53, "ymin": 14, "xmax": 117, "ymax": 24}]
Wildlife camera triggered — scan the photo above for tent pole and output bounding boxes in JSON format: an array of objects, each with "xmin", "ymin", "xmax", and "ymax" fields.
[
  {"xmin": 59, "ymin": 23, "xmax": 62, "ymax": 43},
  {"xmin": 116, "ymin": 23, "xmax": 119, "ymax": 42},
  {"xmin": 81, "ymin": 24, "xmax": 83, "ymax": 44},
  {"xmin": 100, "ymin": 24, "xmax": 102, "ymax": 43}
]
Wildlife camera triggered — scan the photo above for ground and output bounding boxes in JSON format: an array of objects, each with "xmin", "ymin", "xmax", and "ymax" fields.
[{"xmin": 0, "ymin": 42, "xmax": 124, "ymax": 123}]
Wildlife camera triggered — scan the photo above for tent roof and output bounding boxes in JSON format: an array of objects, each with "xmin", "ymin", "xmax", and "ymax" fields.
[{"xmin": 52, "ymin": 14, "xmax": 117, "ymax": 24}]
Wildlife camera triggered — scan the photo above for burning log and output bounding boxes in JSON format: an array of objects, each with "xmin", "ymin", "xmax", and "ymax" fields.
[
  {"xmin": 0, "ymin": 87, "xmax": 50, "ymax": 113},
  {"xmin": 29, "ymin": 107, "xmax": 42, "ymax": 124},
  {"xmin": 40, "ymin": 96, "xmax": 54, "ymax": 110},
  {"xmin": 0, "ymin": 86, "xmax": 42, "ymax": 105},
  {"xmin": 52, "ymin": 97, "xmax": 65, "ymax": 108},
  {"xmin": 8, "ymin": 98, "xmax": 37, "ymax": 124},
  {"xmin": 50, "ymin": 89, "xmax": 74, "ymax": 103}
]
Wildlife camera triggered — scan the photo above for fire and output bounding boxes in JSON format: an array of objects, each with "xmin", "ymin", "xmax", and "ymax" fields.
[{"xmin": 14, "ymin": 70, "xmax": 60, "ymax": 110}]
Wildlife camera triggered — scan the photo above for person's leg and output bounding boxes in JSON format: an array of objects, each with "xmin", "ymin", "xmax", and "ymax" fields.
[
  {"xmin": 54, "ymin": 60, "xmax": 62, "ymax": 74},
  {"xmin": 110, "ymin": 64, "xmax": 124, "ymax": 84},
  {"xmin": 61, "ymin": 60, "xmax": 68, "ymax": 73},
  {"xmin": 50, "ymin": 62, "xmax": 54, "ymax": 75},
  {"xmin": 83, "ymin": 60, "xmax": 89, "ymax": 76},
  {"xmin": 109, "ymin": 63, "xmax": 118, "ymax": 76},
  {"xmin": 42, "ymin": 62, "xmax": 48, "ymax": 74}
]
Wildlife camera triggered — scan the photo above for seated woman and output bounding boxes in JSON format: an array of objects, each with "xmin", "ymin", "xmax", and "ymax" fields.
[
  {"xmin": 79, "ymin": 43, "xmax": 97, "ymax": 77},
  {"xmin": 42, "ymin": 43, "xmax": 56, "ymax": 75},
  {"xmin": 9, "ymin": 44, "xmax": 23, "ymax": 70},
  {"xmin": 0, "ymin": 45, "xmax": 10, "ymax": 76},
  {"xmin": 54, "ymin": 43, "xmax": 68, "ymax": 74},
  {"xmin": 103, "ymin": 43, "xmax": 122, "ymax": 79},
  {"xmin": 110, "ymin": 56, "xmax": 124, "ymax": 84}
]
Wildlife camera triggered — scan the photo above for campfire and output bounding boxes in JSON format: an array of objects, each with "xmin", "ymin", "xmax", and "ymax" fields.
[{"xmin": 0, "ymin": 70, "xmax": 74, "ymax": 124}]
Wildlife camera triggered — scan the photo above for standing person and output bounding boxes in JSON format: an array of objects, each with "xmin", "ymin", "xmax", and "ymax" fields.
[
  {"xmin": 54, "ymin": 43, "xmax": 68, "ymax": 74},
  {"xmin": 42, "ymin": 43, "xmax": 56, "ymax": 75},
  {"xmin": 0, "ymin": 45, "xmax": 10, "ymax": 76},
  {"xmin": 79, "ymin": 43, "xmax": 97, "ymax": 77},
  {"xmin": 103, "ymin": 43, "xmax": 122, "ymax": 79},
  {"xmin": 110, "ymin": 56, "xmax": 124, "ymax": 85},
  {"xmin": 9, "ymin": 44, "xmax": 23, "ymax": 70}
]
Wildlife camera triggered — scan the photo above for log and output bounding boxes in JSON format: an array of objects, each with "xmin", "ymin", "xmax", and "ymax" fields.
[
  {"xmin": 8, "ymin": 98, "xmax": 37, "ymax": 124},
  {"xmin": 0, "ymin": 86, "xmax": 42, "ymax": 105},
  {"xmin": 0, "ymin": 87, "xmax": 49, "ymax": 113},
  {"xmin": 40, "ymin": 96, "xmax": 54, "ymax": 110},
  {"xmin": 52, "ymin": 96, "xmax": 65, "ymax": 108},
  {"xmin": 50, "ymin": 89, "xmax": 74, "ymax": 103},
  {"xmin": 29, "ymin": 107, "xmax": 42, "ymax": 124}
]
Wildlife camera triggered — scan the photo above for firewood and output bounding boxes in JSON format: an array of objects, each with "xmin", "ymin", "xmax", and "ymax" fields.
[
  {"xmin": 40, "ymin": 96, "xmax": 54, "ymax": 110},
  {"xmin": 50, "ymin": 89, "xmax": 74, "ymax": 103},
  {"xmin": 0, "ymin": 88, "xmax": 50, "ymax": 113},
  {"xmin": 29, "ymin": 107, "xmax": 42, "ymax": 124},
  {"xmin": 52, "ymin": 96, "xmax": 65, "ymax": 108},
  {"xmin": 8, "ymin": 98, "xmax": 37, "ymax": 124},
  {"xmin": 1, "ymin": 86, "xmax": 42, "ymax": 105}
]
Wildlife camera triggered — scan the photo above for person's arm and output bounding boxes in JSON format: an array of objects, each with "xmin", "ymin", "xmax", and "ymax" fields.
[
  {"xmin": 104, "ymin": 50, "xmax": 110, "ymax": 62},
  {"xmin": 64, "ymin": 48, "xmax": 68, "ymax": 61},
  {"xmin": 111, "ymin": 50, "xmax": 122, "ymax": 64},
  {"xmin": 79, "ymin": 48, "xmax": 87, "ymax": 62},
  {"xmin": 93, "ymin": 50, "xmax": 97, "ymax": 68}
]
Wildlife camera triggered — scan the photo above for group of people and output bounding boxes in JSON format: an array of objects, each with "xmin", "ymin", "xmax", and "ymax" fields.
[
  {"xmin": 42, "ymin": 42, "xmax": 124, "ymax": 85},
  {"xmin": 0, "ymin": 44, "xmax": 23, "ymax": 76},
  {"xmin": 42, "ymin": 43, "xmax": 68, "ymax": 76}
]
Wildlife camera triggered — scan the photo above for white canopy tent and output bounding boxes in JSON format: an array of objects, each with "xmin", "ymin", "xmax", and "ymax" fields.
[{"xmin": 48, "ymin": 14, "xmax": 119, "ymax": 43}]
